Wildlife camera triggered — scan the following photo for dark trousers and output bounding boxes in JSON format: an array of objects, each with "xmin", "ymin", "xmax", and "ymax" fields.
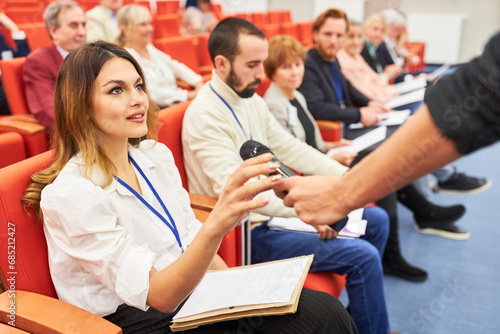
[{"xmin": 104, "ymin": 288, "xmax": 359, "ymax": 334}]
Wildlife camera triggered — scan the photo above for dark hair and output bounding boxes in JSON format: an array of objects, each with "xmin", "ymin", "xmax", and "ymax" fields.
[
  {"xmin": 208, "ymin": 17, "xmax": 265, "ymax": 63},
  {"xmin": 23, "ymin": 41, "xmax": 159, "ymax": 219},
  {"xmin": 312, "ymin": 8, "xmax": 348, "ymax": 32}
]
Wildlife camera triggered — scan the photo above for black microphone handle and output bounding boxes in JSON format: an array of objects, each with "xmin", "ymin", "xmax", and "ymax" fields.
[{"xmin": 269, "ymin": 155, "xmax": 297, "ymax": 178}]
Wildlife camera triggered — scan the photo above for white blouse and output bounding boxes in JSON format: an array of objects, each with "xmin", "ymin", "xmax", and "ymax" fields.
[
  {"xmin": 41, "ymin": 140, "xmax": 202, "ymax": 316},
  {"xmin": 126, "ymin": 44, "xmax": 202, "ymax": 107}
]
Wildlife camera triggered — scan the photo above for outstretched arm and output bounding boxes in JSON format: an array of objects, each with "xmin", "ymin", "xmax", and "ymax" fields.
[
  {"xmin": 147, "ymin": 153, "xmax": 282, "ymax": 313},
  {"xmin": 273, "ymin": 105, "xmax": 461, "ymax": 225}
]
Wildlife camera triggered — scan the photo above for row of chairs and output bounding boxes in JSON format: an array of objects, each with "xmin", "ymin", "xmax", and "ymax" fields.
[{"xmin": 151, "ymin": 9, "xmax": 314, "ymax": 47}]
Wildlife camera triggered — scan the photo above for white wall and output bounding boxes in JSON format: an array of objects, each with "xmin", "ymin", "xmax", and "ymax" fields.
[{"xmin": 400, "ymin": 0, "xmax": 500, "ymax": 63}]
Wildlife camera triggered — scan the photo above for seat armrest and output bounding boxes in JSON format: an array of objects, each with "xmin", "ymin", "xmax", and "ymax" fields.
[
  {"xmin": 0, "ymin": 291, "xmax": 122, "ymax": 333},
  {"xmin": 175, "ymin": 80, "xmax": 192, "ymax": 90},
  {"xmin": 315, "ymin": 120, "xmax": 342, "ymax": 132},
  {"xmin": 0, "ymin": 119, "xmax": 46, "ymax": 135},
  {"xmin": 189, "ymin": 193, "xmax": 217, "ymax": 212},
  {"xmin": 189, "ymin": 193, "xmax": 217, "ymax": 223}
]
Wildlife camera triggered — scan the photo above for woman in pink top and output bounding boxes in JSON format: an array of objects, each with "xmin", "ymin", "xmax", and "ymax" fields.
[{"xmin": 337, "ymin": 22, "xmax": 398, "ymax": 102}]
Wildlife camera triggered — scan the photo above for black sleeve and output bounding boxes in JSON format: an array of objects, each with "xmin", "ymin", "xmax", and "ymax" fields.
[
  {"xmin": 300, "ymin": 62, "xmax": 361, "ymax": 124},
  {"xmin": 14, "ymin": 38, "xmax": 31, "ymax": 58},
  {"xmin": 424, "ymin": 32, "xmax": 500, "ymax": 154}
]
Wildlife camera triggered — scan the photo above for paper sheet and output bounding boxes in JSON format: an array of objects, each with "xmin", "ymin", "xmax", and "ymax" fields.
[
  {"xmin": 392, "ymin": 78, "xmax": 427, "ymax": 94},
  {"xmin": 385, "ymin": 88, "xmax": 425, "ymax": 109},
  {"xmin": 327, "ymin": 125, "xmax": 387, "ymax": 156},
  {"xmin": 426, "ymin": 63, "xmax": 451, "ymax": 82},
  {"xmin": 173, "ymin": 256, "xmax": 310, "ymax": 319},
  {"xmin": 348, "ymin": 110, "xmax": 410, "ymax": 129},
  {"xmin": 267, "ymin": 208, "xmax": 366, "ymax": 238}
]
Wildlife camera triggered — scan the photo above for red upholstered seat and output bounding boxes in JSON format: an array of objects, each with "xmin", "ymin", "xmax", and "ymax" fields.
[
  {"xmin": 0, "ymin": 151, "xmax": 122, "ymax": 333},
  {"xmin": 0, "ymin": 57, "xmax": 49, "ymax": 157}
]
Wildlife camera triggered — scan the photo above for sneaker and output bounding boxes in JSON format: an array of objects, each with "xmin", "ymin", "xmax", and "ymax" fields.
[
  {"xmin": 414, "ymin": 223, "xmax": 470, "ymax": 240},
  {"xmin": 436, "ymin": 172, "xmax": 492, "ymax": 194},
  {"xmin": 383, "ymin": 256, "xmax": 428, "ymax": 282}
]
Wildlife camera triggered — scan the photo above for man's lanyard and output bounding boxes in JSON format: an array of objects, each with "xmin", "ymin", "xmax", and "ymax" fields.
[
  {"xmin": 209, "ymin": 83, "xmax": 252, "ymax": 139},
  {"xmin": 329, "ymin": 62, "xmax": 346, "ymax": 109},
  {"xmin": 116, "ymin": 154, "xmax": 184, "ymax": 253}
]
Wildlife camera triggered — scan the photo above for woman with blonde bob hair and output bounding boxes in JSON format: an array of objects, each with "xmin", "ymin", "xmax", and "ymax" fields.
[
  {"xmin": 263, "ymin": 35, "xmax": 356, "ymax": 167},
  {"xmin": 22, "ymin": 41, "xmax": 355, "ymax": 333},
  {"xmin": 117, "ymin": 4, "xmax": 204, "ymax": 108}
]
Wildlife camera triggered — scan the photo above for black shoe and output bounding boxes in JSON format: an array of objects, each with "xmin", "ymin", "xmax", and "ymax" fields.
[
  {"xmin": 414, "ymin": 204, "xmax": 466, "ymax": 226},
  {"xmin": 383, "ymin": 257, "xmax": 428, "ymax": 282},
  {"xmin": 436, "ymin": 172, "xmax": 491, "ymax": 194},
  {"xmin": 414, "ymin": 223, "xmax": 470, "ymax": 240}
]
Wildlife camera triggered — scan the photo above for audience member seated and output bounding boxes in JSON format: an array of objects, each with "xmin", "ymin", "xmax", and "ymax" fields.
[
  {"xmin": 0, "ymin": 12, "xmax": 31, "ymax": 115},
  {"xmin": 337, "ymin": 21, "xmax": 397, "ymax": 102},
  {"xmin": 338, "ymin": 19, "xmax": 490, "ymax": 196},
  {"xmin": 380, "ymin": 9, "xmax": 421, "ymax": 71},
  {"xmin": 22, "ymin": 40, "xmax": 358, "ymax": 334},
  {"xmin": 181, "ymin": 0, "xmax": 218, "ymax": 36},
  {"xmin": 299, "ymin": 8, "xmax": 474, "ymax": 282},
  {"xmin": 86, "ymin": 0, "xmax": 122, "ymax": 43},
  {"xmin": 117, "ymin": 4, "xmax": 203, "ymax": 108},
  {"xmin": 23, "ymin": 1, "xmax": 86, "ymax": 131},
  {"xmin": 182, "ymin": 17, "xmax": 392, "ymax": 334},
  {"xmin": 263, "ymin": 35, "xmax": 357, "ymax": 167},
  {"xmin": 360, "ymin": 14, "xmax": 403, "ymax": 82}
]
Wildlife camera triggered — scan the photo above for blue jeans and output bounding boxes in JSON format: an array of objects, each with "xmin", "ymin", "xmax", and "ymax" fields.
[{"xmin": 251, "ymin": 206, "xmax": 390, "ymax": 334}]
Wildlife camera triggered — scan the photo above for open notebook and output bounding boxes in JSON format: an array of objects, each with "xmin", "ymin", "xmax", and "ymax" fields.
[{"xmin": 170, "ymin": 255, "xmax": 313, "ymax": 332}]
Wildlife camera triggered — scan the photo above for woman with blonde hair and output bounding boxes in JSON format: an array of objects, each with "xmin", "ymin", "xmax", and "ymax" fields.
[
  {"xmin": 117, "ymin": 4, "xmax": 203, "ymax": 108},
  {"xmin": 361, "ymin": 14, "xmax": 403, "ymax": 82},
  {"xmin": 22, "ymin": 41, "xmax": 357, "ymax": 333},
  {"xmin": 337, "ymin": 21, "xmax": 398, "ymax": 102}
]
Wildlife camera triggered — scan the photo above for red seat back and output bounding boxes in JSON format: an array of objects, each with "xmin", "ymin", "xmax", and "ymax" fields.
[
  {"xmin": 279, "ymin": 10, "xmax": 292, "ymax": 23},
  {"xmin": 154, "ymin": 35, "xmax": 200, "ymax": 73},
  {"xmin": 304, "ymin": 272, "xmax": 346, "ymax": 298},
  {"xmin": 0, "ymin": 132, "xmax": 26, "ymax": 168},
  {"xmin": 154, "ymin": 13, "xmax": 181, "ymax": 39},
  {"xmin": 267, "ymin": 10, "xmax": 280, "ymax": 24},
  {"xmin": 297, "ymin": 20, "xmax": 314, "ymax": 47},
  {"xmin": 280, "ymin": 22, "xmax": 298, "ymax": 39},
  {"xmin": 0, "ymin": 151, "xmax": 57, "ymax": 299},
  {"xmin": 156, "ymin": 101, "xmax": 241, "ymax": 267},
  {"xmin": 157, "ymin": 1, "xmax": 180, "ymax": 15},
  {"xmin": 18, "ymin": 22, "xmax": 52, "ymax": 51},
  {"xmin": 157, "ymin": 101, "xmax": 191, "ymax": 189},
  {"xmin": 261, "ymin": 24, "xmax": 281, "ymax": 40},
  {"xmin": 0, "ymin": 57, "xmax": 29, "ymax": 115}
]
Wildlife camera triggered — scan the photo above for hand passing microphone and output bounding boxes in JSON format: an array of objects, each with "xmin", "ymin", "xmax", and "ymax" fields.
[
  {"xmin": 239, "ymin": 139, "xmax": 349, "ymax": 232},
  {"xmin": 239, "ymin": 140, "xmax": 297, "ymax": 178}
]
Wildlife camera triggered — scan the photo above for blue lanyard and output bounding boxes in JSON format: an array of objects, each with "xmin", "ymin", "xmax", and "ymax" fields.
[
  {"xmin": 116, "ymin": 154, "xmax": 184, "ymax": 253},
  {"xmin": 329, "ymin": 62, "xmax": 345, "ymax": 108},
  {"xmin": 209, "ymin": 83, "xmax": 252, "ymax": 139}
]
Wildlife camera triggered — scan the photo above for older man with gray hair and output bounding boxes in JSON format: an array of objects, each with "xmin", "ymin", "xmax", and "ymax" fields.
[{"xmin": 23, "ymin": 0, "xmax": 86, "ymax": 131}]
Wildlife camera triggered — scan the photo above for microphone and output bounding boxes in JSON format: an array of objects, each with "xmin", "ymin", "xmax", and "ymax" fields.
[
  {"xmin": 239, "ymin": 140, "xmax": 297, "ymax": 178},
  {"xmin": 239, "ymin": 140, "xmax": 348, "ymax": 232}
]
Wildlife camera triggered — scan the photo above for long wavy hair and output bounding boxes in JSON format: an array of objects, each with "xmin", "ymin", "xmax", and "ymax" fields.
[{"xmin": 22, "ymin": 41, "xmax": 160, "ymax": 219}]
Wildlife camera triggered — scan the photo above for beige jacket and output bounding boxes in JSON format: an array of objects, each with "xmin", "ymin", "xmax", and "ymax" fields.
[{"xmin": 182, "ymin": 71, "xmax": 349, "ymax": 222}]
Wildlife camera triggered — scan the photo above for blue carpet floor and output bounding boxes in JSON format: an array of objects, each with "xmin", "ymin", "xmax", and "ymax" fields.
[{"xmin": 385, "ymin": 141, "xmax": 500, "ymax": 334}]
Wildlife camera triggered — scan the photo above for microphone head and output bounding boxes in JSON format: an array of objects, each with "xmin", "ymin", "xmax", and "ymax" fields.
[{"xmin": 239, "ymin": 140, "xmax": 272, "ymax": 160}]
